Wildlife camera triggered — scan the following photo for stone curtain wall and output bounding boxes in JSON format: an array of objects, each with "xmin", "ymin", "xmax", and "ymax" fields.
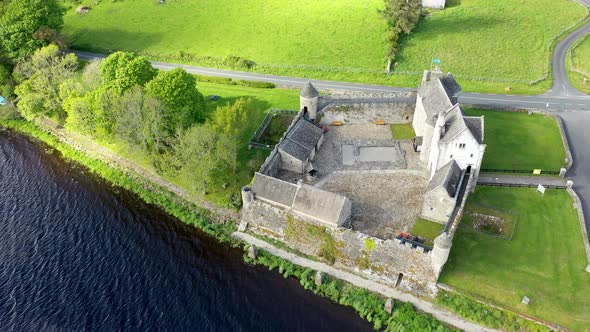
[
  {"xmin": 318, "ymin": 92, "xmax": 416, "ymax": 126},
  {"xmin": 241, "ymin": 201, "xmax": 438, "ymax": 297}
]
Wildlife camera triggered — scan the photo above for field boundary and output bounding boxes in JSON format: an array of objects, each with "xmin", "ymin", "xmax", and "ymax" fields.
[
  {"xmin": 566, "ymin": 187, "xmax": 590, "ymax": 268},
  {"xmin": 569, "ymin": 33, "xmax": 590, "ymax": 78}
]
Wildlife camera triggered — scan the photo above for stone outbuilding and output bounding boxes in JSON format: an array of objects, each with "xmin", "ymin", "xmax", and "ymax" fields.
[
  {"xmin": 277, "ymin": 116, "xmax": 324, "ymax": 174},
  {"xmin": 422, "ymin": 160, "xmax": 464, "ymax": 223},
  {"xmin": 249, "ymin": 172, "xmax": 352, "ymax": 228}
]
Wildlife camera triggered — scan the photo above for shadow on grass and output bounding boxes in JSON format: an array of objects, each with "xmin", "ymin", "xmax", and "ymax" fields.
[{"xmin": 67, "ymin": 28, "xmax": 165, "ymax": 54}]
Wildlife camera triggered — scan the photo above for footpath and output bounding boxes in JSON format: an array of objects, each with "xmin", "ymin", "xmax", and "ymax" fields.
[
  {"xmin": 233, "ymin": 231, "xmax": 500, "ymax": 332},
  {"xmin": 478, "ymin": 174, "xmax": 567, "ymax": 188}
]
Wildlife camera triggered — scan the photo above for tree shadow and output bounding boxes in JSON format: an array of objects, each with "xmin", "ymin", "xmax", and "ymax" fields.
[{"xmin": 66, "ymin": 28, "xmax": 165, "ymax": 54}]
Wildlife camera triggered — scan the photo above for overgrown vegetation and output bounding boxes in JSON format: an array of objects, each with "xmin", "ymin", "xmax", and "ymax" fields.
[
  {"xmin": 440, "ymin": 187, "xmax": 590, "ymax": 330},
  {"xmin": 244, "ymin": 248, "xmax": 454, "ymax": 331},
  {"xmin": 61, "ymin": 0, "xmax": 587, "ymax": 93},
  {"xmin": 437, "ymin": 290, "xmax": 550, "ymax": 332},
  {"xmin": 3, "ymin": 43, "xmax": 273, "ymax": 208},
  {"xmin": 285, "ymin": 215, "xmax": 339, "ymax": 265},
  {"xmin": 463, "ymin": 109, "xmax": 566, "ymax": 171}
]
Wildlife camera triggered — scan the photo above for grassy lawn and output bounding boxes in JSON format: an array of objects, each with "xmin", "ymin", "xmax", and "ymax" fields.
[
  {"xmin": 439, "ymin": 187, "xmax": 590, "ymax": 330},
  {"xmin": 390, "ymin": 123, "xmax": 415, "ymax": 140},
  {"xmin": 568, "ymin": 33, "xmax": 590, "ymax": 94},
  {"xmin": 62, "ymin": 0, "xmax": 587, "ymax": 94},
  {"xmin": 464, "ymin": 109, "xmax": 566, "ymax": 171},
  {"xmin": 411, "ymin": 218, "xmax": 445, "ymax": 246}
]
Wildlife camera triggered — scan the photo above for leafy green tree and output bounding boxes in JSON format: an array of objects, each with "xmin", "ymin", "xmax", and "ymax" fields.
[
  {"xmin": 13, "ymin": 44, "xmax": 77, "ymax": 120},
  {"xmin": 86, "ymin": 85, "xmax": 119, "ymax": 138},
  {"xmin": 379, "ymin": 0, "xmax": 422, "ymax": 72},
  {"xmin": 100, "ymin": 51, "xmax": 156, "ymax": 94},
  {"xmin": 64, "ymin": 92, "xmax": 95, "ymax": 135},
  {"xmin": 0, "ymin": 0, "xmax": 64, "ymax": 60},
  {"xmin": 172, "ymin": 125, "xmax": 236, "ymax": 194},
  {"xmin": 145, "ymin": 67, "xmax": 206, "ymax": 131},
  {"xmin": 114, "ymin": 86, "xmax": 169, "ymax": 153},
  {"xmin": 209, "ymin": 97, "xmax": 256, "ymax": 141}
]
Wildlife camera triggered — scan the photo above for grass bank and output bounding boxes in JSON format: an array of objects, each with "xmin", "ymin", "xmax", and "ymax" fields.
[
  {"xmin": 568, "ymin": 33, "xmax": 590, "ymax": 94},
  {"xmin": 62, "ymin": 0, "xmax": 587, "ymax": 94},
  {"xmin": 464, "ymin": 109, "xmax": 566, "ymax": 171},
  {"xmin": 439, "ymin": 186, "xmax": 590, "ymax": 331}
]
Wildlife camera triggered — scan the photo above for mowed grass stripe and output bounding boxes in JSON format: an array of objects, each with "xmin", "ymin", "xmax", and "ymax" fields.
[{"xmin": 463, "ymin": 109, "xmax": 566, "ymax": 171}]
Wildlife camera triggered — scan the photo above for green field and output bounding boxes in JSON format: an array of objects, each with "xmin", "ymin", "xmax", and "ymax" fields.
[
  {"xmin": 568, "ymin": 33, "xmax": 590, "ymax": 94},
  {"xmin": 464, "ymin": 109, "xmax": 566, "ymax": 171},
  {"xmin": 62, "ymin": 0, "xmax": 587, "ymax": 94},
  {"xmin": 439, "ymin": 187, "xmax": 590, "ymax": 330}
]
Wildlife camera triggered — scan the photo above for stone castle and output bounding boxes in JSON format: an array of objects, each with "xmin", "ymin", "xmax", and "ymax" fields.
[{"xmin": 239, "ymin": 68, "xmax": 485, "ymax": 296}]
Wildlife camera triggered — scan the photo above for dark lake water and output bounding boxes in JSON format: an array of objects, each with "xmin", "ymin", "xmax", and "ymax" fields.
[{"xmin": 0, "ymin": 129, "xmax": 373, "ymax": 331}]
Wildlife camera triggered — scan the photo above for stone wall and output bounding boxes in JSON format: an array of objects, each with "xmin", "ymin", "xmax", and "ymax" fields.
[
  {"xmin": 318, "ymin": 93, "xmax": 415, "ymax": 126},
  {"xmin": 241, "ymin": 201, "xmax": 439, "ymax": 297}
]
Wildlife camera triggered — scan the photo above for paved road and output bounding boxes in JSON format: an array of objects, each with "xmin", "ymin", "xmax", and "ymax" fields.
[
  {"xmin": 547, "ymin": 0, "xmax": 590, "ymax": 97},
  {"xmin": 74, "ymin": 50, "xmax": 590, "ymax": 112}
]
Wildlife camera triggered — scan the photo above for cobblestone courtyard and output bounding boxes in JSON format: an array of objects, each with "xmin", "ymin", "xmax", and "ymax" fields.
[{"xmin": 318, "ymin": 171, "xmax": 427, "ymax": 239}]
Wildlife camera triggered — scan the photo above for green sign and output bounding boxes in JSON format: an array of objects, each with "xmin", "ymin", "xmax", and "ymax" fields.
[{"xmin": 432, "ymin": 59, "xmax": 441, "ymax": 65}]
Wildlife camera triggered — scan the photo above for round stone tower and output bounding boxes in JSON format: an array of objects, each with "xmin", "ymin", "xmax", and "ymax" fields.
[
  {"xmin": 300, "ymin": 82, "xmax": 319, "ymax": 122},
  {"xmin": 431, "ymin": 233, "xmax": 453, "ymax": 277},
  {"xmin": 241, "ymin": 186, "xmax": 253, "ymax": 208}
]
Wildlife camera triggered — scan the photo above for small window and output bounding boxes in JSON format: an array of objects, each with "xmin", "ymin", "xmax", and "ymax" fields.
[
  {"xmin": 459, "ymin": 143, "xmax": 466, "ymax": 149},
  {"xmin": 470, "ymin": 154, "xmax": 474, "ymax": 158},
  {"xmin": 450, "ymin": 155, "xmax": 453, "ymax": 158}
]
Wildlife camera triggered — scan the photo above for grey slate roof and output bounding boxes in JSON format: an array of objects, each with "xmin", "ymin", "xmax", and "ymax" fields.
[
  {"xmin": 292, "ymin": 184, "xmax": 350, "ymax": 228},
  {"xmin": 439, "ymin": 105, "xmax": 484, "ymax": 144},
  {"xmin": 300, "ymin": 82, "xmax": 319, "ymax": 98},
  {"xmin": 440, "ymin": 105, "xmax": 466, "ymax": 143},
  {"xmin": 426, "ymin": 160, "xmax": 463, "ymax": 197},
  {"xmin": 440, "ymin": 74, "xmax": 461, "ymax": 104},
  {"xmin": 278, "ymin": 117, "xmax": 323, "ymax": 162},
  {"xmin": 418, "ymin": 73, "xmax": 462, "ymax": 125},
  {"xmin": 251, "ymin": 172, "xmax": 351, "ymax": 228},
  {"xmin": 464, "ymin": 116, "xmax": 484, "ymax": 144},
  {"xmin": 252, "ymin": 173, "xmax": 297, "ymax": 207}
]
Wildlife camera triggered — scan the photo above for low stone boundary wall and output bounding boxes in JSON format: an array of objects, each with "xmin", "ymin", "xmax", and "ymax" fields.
[{"xmin": 567, "ymin": 187, "xmax": 590, "ymax": 271}]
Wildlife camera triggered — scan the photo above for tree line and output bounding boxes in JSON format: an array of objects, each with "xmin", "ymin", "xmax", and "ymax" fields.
[{"xmin": 0, "ymin": 1, "xmax": 257, "ymax": 206}]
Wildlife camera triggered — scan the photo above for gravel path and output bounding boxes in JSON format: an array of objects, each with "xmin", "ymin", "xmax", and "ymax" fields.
[{"xmin": 233, "ymin": 231, "xmax": 500, "ymax": 332}]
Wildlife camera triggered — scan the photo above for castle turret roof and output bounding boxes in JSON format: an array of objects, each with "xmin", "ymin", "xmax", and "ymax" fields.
[{"xmin": 300, "ymin": 82, "xmax": 319, "ymax": 98}]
